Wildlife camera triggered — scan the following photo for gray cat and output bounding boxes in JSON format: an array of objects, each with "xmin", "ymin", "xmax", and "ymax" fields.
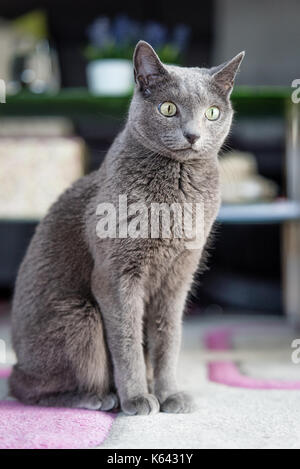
[{"xmin": 10, "ymin": 41, "xmax": 244, "ymax": 415}]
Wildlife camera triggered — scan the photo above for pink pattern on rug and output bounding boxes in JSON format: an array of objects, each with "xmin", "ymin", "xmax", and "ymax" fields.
[
  {"xmin": 204, "ymin": 328, "xmax": 232, "ymax": 351},
  {"xmin": 205, "ymin": 326, "xmax": 300, "ymax": 390},
  {"xmin": 0, "ymin": 367, "xmax": 12, "ymax": 379},
  {"xmin": 0, "ymin": 367, "xmax": 116, "ymax": 449},
  {"xmin": 0, "ymin": 400, "xmax": 115, "ymax": 449}
]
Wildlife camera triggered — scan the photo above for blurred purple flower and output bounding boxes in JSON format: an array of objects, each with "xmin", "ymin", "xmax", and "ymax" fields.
[
  {"xmin": 172, "ymin": 24, "xmax": 191, "ymax": 51},
  {"xmin": 86, "ymin": 15, "xmax": 190, "ymax": 63},
  {"xmin": 87, "ymin": 17, "xmax": 112, "ymax": 48},
  {"xmin": 112, "ymin": 15, "xmax": 141, "ymax": 45},
  {"xmin": 143, "ymin": 21, "xmax": 168, "ymax": 49}
]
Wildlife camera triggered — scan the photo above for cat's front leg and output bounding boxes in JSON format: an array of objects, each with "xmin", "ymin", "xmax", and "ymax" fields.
[
  {"xmin": 147, "ymin": 255, "xmax": 199, "ymax": 413},
  {"xmin": 147, "ymin": 289, "xmax": 195, "ymax": 413},
  {"xmin": 91, "ymin": 267, "xmax": 159, "ymax": 416}
]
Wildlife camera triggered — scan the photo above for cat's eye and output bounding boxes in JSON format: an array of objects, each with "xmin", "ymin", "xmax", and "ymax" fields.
[
  {"xmin": 158, "ymin": 102, "xmax": 177, "ymax": 117},
  {"xmin": 205, "ymin": 106, "xmax": 220, "ymax": 121}
]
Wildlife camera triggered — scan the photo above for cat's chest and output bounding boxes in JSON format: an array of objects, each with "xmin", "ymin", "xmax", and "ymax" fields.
[
  {"xmin": 139, "ymin": 160, "xmax": 220, "ymax": 210},
  {"xmin": 114, "ymin": 157, "xmax": 220, "ymax": 286},
  {"xmin": 136, "ymin": 162, "xmax": 220, "ymax": 285}
]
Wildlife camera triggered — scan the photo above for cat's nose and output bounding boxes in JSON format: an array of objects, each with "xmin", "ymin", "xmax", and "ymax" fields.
[{"xmin": 184, "ymin": 132, "xmax": 200, "ymax": 145}]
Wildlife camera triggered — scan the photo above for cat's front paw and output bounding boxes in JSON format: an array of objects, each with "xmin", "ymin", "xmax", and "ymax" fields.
[
  {"xmin": 79, "ymin": 392, "xmax": 119, "ymax": 411},
  {"xmin": 122, "ymin": 393, "xmax": 160, "ymax": 416},
  {"xmin": 101, "ymin": 393, "xmax": 119, "ymax": 411},
  {"xmin": 160, "ymin": 391, "xmax": 195, "ymax": 414}
]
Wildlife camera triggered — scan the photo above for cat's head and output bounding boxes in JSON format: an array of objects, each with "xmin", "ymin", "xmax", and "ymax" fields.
[{"xmin": 128, "ymin": 41, "xmax": 244, "ymax": 160}]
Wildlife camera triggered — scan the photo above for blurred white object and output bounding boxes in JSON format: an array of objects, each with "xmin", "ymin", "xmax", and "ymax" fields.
[
  {"xmin": 8, "ymin": 39, "xmax": 60, "ymax": 95},
  {"xmin": 25, "ymin": 39, "xmax": 60, "ymax": 94},
  {"xmin": 219, "ymin": 151, "xmax": 278, "ymax": 203},
  {"xmin": 86, "ymin": 59, "xmax": 133, "ymax": 96},
  {"xmin": 0, "ymin": 137, "xmax": 86, "ymax": 219}
]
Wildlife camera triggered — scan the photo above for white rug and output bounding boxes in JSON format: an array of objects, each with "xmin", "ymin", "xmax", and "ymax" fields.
[{"xmin": 100, "ymin": 315, "xmax": 300, "ymax": 449}]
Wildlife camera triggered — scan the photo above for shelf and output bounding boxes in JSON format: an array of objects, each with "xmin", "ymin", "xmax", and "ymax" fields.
[
  {"xmin": 217, "ymin": 200, "xmax": 300, "ymax": 224},
  {"xmin": 0, "ymin": 86, "xmax": 292, "ymax": 118},
  {"xmin": 1, "ymin": 201, "xmax": 300, "ymax": 226},
  {"xmin": 0, "ymin": 89, "xmax": 131, "ymax": 119}
]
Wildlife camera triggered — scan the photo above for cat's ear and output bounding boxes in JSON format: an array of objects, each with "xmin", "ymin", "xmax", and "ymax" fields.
[
  {"xmin": 210, "ymin": 51, "xmax": 245, "ymax": 96},
  {"xmin": 133, "ymin": 41, "xmax": 168, "ymax": 94}
]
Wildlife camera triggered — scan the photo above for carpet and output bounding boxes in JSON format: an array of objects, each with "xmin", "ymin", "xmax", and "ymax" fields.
[
  {"xmin": 2, "ymin": 314, "xmax": 300, "ymax": 449},
  {"xmin": 0, "ymin": 311, "xmax": 115, "ymax": 449},
  {"xmin": 0, "ymin": 398, "xmax": 115, "ymax": 449},
  {"xmin": 101, "ymin": 316, "xmax": 300, "ymax": 449},
  {"xmin": 206, "ymin": 323, "xmax": 300, "ymax": 389}
]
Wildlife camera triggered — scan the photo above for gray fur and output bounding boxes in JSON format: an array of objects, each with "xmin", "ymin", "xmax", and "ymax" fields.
[{"xmin": 10, "ymin": 41, "xmax": 244, "ymax": 415}]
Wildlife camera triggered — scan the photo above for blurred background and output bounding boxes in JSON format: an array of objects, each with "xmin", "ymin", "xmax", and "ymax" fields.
[{"xmin": 0, "ymin": 0, "xmax": 299, "ymax": 321}]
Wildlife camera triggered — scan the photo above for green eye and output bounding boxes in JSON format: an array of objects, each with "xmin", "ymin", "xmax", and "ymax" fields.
[
  {"xmin": 159, "ymin": 101, "xmax": 177, "ymax": 117},
  {"xmin": 205, "ymin": 106, "xmax": 220, "ymax": 121}
]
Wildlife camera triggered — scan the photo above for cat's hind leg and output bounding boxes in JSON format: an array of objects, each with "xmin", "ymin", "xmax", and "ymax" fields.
[
  {"xmin": 10, "ymin": 366, "xmax": 118, "ymax": 410},
  {"xmin": 10, "ymin": 296, "xmax": 117, "ymax": 410},
  {"xmin": 35, "ymin": 391, "xmax": 118, "ymax": 411}
]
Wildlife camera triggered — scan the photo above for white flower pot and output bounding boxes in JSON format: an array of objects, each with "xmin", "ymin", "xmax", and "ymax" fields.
[{"xmin": 86, "ymin": 59, "xmax": 134, "ymax": 96}]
